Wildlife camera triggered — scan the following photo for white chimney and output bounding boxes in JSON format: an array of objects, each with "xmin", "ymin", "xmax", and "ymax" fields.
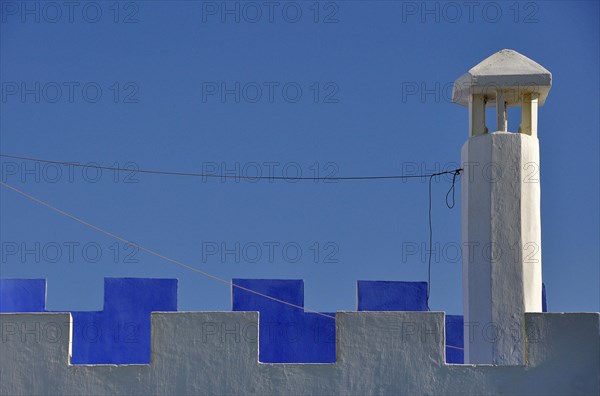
[{"xmin": 453, "ymin": 49, "xmax": 552, "ymax": 365}]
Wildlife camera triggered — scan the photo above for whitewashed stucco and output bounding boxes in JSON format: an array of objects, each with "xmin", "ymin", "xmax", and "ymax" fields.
[
  {"xmin": 461, "ymin": 132, "xmax": 543, "ymax": 365},
  {"xmin": 452, "ymin": 49, "xmax": 552, "ymax": 107},
  {"xmin": 0, "ymin": 311, "xmax": 598, "ymax": 395}
]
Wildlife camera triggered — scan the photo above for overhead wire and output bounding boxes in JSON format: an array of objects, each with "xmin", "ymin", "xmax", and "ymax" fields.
[
  {"xmin": 0, "ymin": 153, "xmax": 461, "ymax": 181},
  {"xmin": 0, "ymin": 153, "xmax": 462, "ymax": 315}
]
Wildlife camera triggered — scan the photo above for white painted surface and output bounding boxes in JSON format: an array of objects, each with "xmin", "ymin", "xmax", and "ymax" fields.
[
  {"xmin": 520, "ymin": 93, "xmax": 539, "ymax": 136},
  {"xmin": 496, "ymin": 91, "xmax": 507, "ymax": 132},
  {"xmin": 1, "ymin": 311, "xmax": 598, "ymax": 395},
  {"xmin": 457, "ymin": 49, "xmax": 549, "ymax": 364},
  {"xmin": 452, "ymin": 49, "xmax": 552, "ymax": 107},
  {"xmin": 461, "ymin": 133, "xmax": 543, "ymax": 365},
  {"xmin": 468, "ymin": 94, "xmax": 487, "ymax": 136},
  {"xmin": 453, "ymin": 49, "xmax": 551, "ymax": 137}
]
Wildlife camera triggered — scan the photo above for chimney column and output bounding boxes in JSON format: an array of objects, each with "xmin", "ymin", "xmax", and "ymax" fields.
[{"xmin": 453, "ymin": 50, "xmax": 552, "ymax": 364}]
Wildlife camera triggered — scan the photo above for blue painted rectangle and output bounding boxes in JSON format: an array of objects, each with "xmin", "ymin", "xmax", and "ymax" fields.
[
  {"xmin": 542, "ymin": 283, "xmax": 548, "ymax": 312},
  {"xmin": 357, "ymin": 281, "xmax": 428, "ymax": 311},
  {"xmin": 71, "ymin": 278, "xmax": 178, "ymax": 365},
  {"xmin": 0, "ymin": 279, "xmax": 46, "ymax": 312},
  {"xmin": 445, "ymin": 315, "xmax": 464, "ymax": 364},
  {"xmin": 232, "ymin": 279, "xmax": 335, "ymax": 363}
]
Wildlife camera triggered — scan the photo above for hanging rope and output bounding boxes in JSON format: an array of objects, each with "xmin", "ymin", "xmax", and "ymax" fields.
[{"xmin": 427, "ymin": 169, "xmax": 462, "ymax": 310}]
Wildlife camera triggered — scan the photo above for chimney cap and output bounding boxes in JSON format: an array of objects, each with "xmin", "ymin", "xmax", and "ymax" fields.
[{"xmin": 452, "ymin": 49, "xmax": 552, "ymax": 107}]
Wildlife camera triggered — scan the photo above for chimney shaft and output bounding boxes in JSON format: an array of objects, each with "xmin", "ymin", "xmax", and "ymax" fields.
[{"xmin": 453, "ymin": 50, "xmax": 551, "ymax": 365}]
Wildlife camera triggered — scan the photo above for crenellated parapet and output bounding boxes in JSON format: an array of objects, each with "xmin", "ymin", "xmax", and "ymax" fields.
[
  {"xmin": 1, "ymin": 310, "xmax": 598, "ymax": 395},
  {"xmin": 0, "ymin": 277, "xmax": 553, "ymax": 366}
]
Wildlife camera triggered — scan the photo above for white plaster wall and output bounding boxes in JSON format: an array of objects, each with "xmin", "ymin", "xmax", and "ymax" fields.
[
  {"xmin": 520, "ymin": 136, "xmax": 542, "ymax": 312},
  {"xmin": 1, "ymin": 311, "xmax": 598, "ymax": 395},
  {"xmin": 462, "ymin": 132, "xmax": 542, "ymax": 365}
]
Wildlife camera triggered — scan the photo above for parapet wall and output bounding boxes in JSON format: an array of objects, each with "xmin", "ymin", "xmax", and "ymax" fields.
[
  {"xmin": 1, "ymin": 278, "xmax": 596, "ymax": 395},
  {"xmin": 0, "ymin": 278, "xmax": 464, "ymax": 365},
  {"xmin": 0, "ymin": 311, "xmax": 598, "ymax": 395}
]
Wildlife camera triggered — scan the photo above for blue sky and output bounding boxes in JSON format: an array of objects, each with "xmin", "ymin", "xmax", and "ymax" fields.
[{"xmin": 1, "ymin": 0, "xmax": 598, "ymax": 315}]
